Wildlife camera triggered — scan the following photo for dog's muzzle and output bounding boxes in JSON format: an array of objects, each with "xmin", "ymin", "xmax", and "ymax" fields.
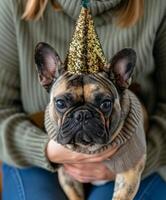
[{"xmin": 57, "ymin": 108, "xmax": 108, "ymax": 145}]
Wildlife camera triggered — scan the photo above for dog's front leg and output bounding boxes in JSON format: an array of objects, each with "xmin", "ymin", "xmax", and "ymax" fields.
[
  {"xmin": 58, "ymin": 167, "xmax": 84, "ymax": 200},
  {"xmin": 112, "ymin": 154, "xmax": 146, "ymax": 200}
]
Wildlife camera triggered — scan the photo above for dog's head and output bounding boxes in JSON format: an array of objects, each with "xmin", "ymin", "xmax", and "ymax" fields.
[{"xmin": 35, "ymin": 43, "xmax": 136, "ymax": 150}]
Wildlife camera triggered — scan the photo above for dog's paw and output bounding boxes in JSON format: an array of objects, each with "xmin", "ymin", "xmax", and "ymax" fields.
[
  {"xmin": 112, "ymin": 186, "xmax": 136, "ymax": 200},
  {"xmin": 112, "ymin": 183, "xmax": 136, "ymax": 200}
]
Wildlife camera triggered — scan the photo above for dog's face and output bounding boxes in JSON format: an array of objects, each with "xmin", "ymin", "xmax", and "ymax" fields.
[{"xmin": 35, "ymin": 43, "xmax": 136, "ymax": 149}]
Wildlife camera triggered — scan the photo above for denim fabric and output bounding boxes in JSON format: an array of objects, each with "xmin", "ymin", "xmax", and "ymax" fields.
[
  {"xmin": 2, "ymin": 163, "xmax": 67, "ymax": 200},
  {"xmin": 2, "ymin": 163, "xmax": 166, "ymax": 200},
  {"xmin": 87, "ymin": 173, "xmax": 166, "ymax": 200}
]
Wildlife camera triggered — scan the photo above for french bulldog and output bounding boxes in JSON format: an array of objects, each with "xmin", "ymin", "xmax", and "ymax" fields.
[{"xmin": 34, "ymin": 42, "xmax": 146, "ymax": 200}]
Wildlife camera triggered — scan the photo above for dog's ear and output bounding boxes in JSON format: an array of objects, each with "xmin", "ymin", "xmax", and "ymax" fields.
[
  {"xmin": 35, "ymin": 42, "xmax": 64, "ymax": 92},
  {"xmin": 105, "ymin": 48, "xmax": 136, "ymax": 90}
]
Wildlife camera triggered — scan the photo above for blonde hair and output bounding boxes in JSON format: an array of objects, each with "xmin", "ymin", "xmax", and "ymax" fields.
[
  {"xmin": 22, "ymin": 0, "xmax": 144, "ymax": 27},
  {"xmin": 116, "ymin": 0, "xmax": 144, "ymax": 27},
  {"xmin": 22, "ymin": 0, "xmax": 61, "ymax": 20}
]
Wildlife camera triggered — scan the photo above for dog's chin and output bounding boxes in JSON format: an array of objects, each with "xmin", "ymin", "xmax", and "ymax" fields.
[
  {"xmin": 57, "ymin": 129, "xmax": 109, "ymax": 154},
  {"xmin": 65, "ymin": 143, "xmax": 106, "ymax": 153}
]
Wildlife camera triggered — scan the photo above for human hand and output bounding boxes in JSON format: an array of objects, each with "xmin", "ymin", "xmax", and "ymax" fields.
[
  {"xmin": 46, "ymin": 140, "xmax": 117, "ymax": 164},
  {"xmin": 64, "ymin": 162, "xmax": 115, "ymax": 183}
]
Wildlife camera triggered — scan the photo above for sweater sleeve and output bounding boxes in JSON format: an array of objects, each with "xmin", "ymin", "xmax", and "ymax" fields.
[
  {"xmin": 0, "ymin": 0, "xmax": 56, "ymax": 172},
  {"xmin": 143, "ymin": 12, "xmax": 166, "ymax": 176}
]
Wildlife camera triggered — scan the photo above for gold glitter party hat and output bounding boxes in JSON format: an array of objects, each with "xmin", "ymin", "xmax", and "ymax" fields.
[{"xmin": 66, "ymin": 0, "xmax": 107, "ymax": 74}]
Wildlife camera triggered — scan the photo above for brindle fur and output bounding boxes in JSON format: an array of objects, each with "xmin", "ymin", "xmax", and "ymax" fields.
[
  {"xmin": 58, "ymin": 168, "xmax": 84, "ymax": 200},
  {"xmin": 35, "ymin": 43, "xmax": 147, "ymax": 200},
  {"xmin": 112, "ymin": 155, "xmax": 146, "ymax": 200}
]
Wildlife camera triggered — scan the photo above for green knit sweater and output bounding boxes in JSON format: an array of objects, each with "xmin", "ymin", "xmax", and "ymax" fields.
[{"xmin": 0, "ymin": 0, "xmax": 166, "ymax": 179}]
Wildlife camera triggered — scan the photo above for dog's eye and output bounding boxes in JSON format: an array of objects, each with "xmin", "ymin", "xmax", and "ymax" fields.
[
  {"xmin": 100, "ymin": 100, "xmax": 112, "ymax": 112},
  {"xmin": 55, "ymin": 99, "xmax": 67, "ymax": 110}
]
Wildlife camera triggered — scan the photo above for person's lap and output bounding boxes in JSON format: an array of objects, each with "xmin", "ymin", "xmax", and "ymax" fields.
[
  {"xmin": 2, "ymin": 163, "xmax": 166, "ymax": 200},
  {"xmin": 2, "ymin": 163, "xmax": 67, "ymax": 200},
  {"xmin": 87, "ymin": 172, "xmax": 166, "ymax": 200}
]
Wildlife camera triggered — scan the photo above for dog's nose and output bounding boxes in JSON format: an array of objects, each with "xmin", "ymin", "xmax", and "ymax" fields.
[{"xmin": 74, "ymin": 110, "xmax": 92, "ymax": 122}]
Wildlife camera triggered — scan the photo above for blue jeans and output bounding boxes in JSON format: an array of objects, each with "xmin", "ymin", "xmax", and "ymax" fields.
[{"xmin": 2, "ymin": 163, "xmax": 166, "ymax": 200}]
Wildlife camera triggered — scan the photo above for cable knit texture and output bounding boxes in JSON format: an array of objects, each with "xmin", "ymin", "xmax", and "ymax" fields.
[{"xmin": 0, "ymin": 0, "xmax": 166, "ymax": 178}]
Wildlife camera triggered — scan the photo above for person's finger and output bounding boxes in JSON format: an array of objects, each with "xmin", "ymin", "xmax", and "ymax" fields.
[
  {"xmin": 65, "ymin": 168, "xmax": 111, "ymax": 183},
  {"xmin": 64, "ymin": 163, "xmax": 105, "ymax": 172},
  {"xmin": 47, "ymin": 139, "xmax": 118, "ymax": 164},
  {"xmin": 64, "ymin": 163, "xmax": 113, "ymax": 180},
  {"xmin": 64, "ymin": 164, "xmax": 96, "ymax": 177},
  {"xmin": 64, "ymin": 169, "xmax": 99, "ymax": 183}
]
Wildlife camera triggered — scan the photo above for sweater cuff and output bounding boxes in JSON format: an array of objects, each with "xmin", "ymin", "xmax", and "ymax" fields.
[
  {"xmin": 19, "ymin": 128, "xmax": 59, "ymax": 172},
  {"xmin": 4, "ymin": 117, "xmax": 59, "ymax": 172}
]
